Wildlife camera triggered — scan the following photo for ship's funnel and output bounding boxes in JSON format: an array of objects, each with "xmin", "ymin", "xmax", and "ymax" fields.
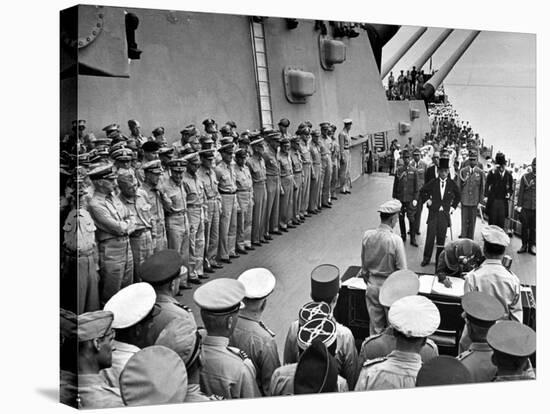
[
  {"xmin": 410, "ymin": 29, "xmax": 453, "ymax": 72},
  {"xmin": 362, "ymin": 24, "xmax": 400, "ymax": 72},
  {"xmin": 422, "ymin": 30, "xmax": 481, "ymax": 101},
  {"xmin": 381, "ymin": 27, "xmax": 427, "ymax": 79}
]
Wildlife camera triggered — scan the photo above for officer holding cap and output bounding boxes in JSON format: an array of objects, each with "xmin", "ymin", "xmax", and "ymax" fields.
[
  {"xmin": 355, "ymin": 296, "xmax": 440, "ymax": 391},
  {"xmin": 283, "ymin": 264, "xmax": 359, "ymax": 389},
  {"xmin": 229, "ymin": 268, "xmax": 280, "ymax": 395},
  {"xmin": 359, "ymin": 269, "xmax": 439, "ymax": 365},
  {"xmin": 361, "ymin": 199, "xmax": 407, "ymax": 335},
  {"xmin": 456, "ymin": 292, "xmax": 506, "ymax": 383},
  {"xmin": 487, "ymin": 321, "xmax": 536, "ymax": 381},
  {"xmin": 137, "ymin": 249, "xmax": 197, "ymax": 347},
  {"xmin": 75, "ymin": 310, "xmax": 124, "ymax": 408},
  {"xmin": 101, "ymin": 283, "xmax": 156, "ymax": 388},
  {"xmin": 194, "ymin": 278, "xmax": 261, "ymax": 398}
]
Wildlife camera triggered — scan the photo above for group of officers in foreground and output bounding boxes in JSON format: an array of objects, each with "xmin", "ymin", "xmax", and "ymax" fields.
[{"xmin": 60, "ymin": 117, "xmax": 355, "ymax": 315}]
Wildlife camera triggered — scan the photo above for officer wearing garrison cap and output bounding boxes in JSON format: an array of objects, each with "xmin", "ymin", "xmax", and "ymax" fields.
[
  {"xmin": 355, "ymin": 296, "xmax": 440, "ymax": 391},
  {"xmin": 270, "ymin": 317, "xmax": 348, "ymax": 395},
  {"xmin": 456, "ymin": 292, "xmax": 506, "ymax": 383},
  {"xmin": 194, "ymin": 278, "xmax": 261, "ymax": 398},
  {"xmin": 247, "ymin": 136, "xmax": 268, "ymax": 246},
  {"xmin": 458, "ymin": 150, "xmax": 485, "ymax": 239},
  {"xmin": 361, "ymin": 199, "xmax": 407, "ymax": 335},
  {"xmin": 137, "ymin": 250, "xmax": 197, "ymax": 347},
  {"xmin": 141, "ymin": 160, "xmax": 170, "ymax": 252},
  {"xmin": 283, "ymin": 264, "xmax": 359, "ymax": 389},
  {"xmin": 359, "ymin": 270, "xmax": 439, "ymax": 366},
  {"xmin": 101, "ymin": 283, "xmax": 156, "ymax": 388},
  {"xmin": 88, "ymin": 164, "xmax": 136, "ymax": 304},
  {"xmin": 73, "ymin": 311, "xmax": 124, "ymax": 408}
]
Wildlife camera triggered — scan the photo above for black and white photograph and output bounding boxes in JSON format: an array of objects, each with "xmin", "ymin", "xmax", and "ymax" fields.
[{"xmin": 5, "ymin": 0, "xmax": 547, "ymax": 413}]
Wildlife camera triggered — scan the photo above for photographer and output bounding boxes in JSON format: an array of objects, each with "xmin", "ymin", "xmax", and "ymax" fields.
[{"xmin": 436, "ymin": 239, "xmax": 483, "ymax": 287}]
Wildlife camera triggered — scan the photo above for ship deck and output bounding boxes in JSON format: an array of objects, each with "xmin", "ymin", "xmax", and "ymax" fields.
[{"xmin": 177, "ymin": 172, "xmax": 536, "ymax": 356}]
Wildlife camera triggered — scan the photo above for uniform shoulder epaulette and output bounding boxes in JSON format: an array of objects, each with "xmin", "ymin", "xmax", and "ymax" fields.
[
  {"xmin": 457, "ymin": 349, "xmax": 473, "ymax": 361},
  {"xmin": 175, "ymin": 302, "xmax": 193, "ymax": 313},
  {"xmin": 227, "ymin": 346, "xmax": 249, "ymax": 361},
  {"xmin": 362, "ymin": 357, "xmax": 386, "ymax": 368},
  {"xmin": 259, "ymin": 321, "xmax": 276, "ymax": 337}
]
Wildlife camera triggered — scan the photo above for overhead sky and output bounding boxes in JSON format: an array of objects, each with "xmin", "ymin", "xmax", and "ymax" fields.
[{"xmin": 382, "ymin": 26, "xmax": 536, "ymax": 165}]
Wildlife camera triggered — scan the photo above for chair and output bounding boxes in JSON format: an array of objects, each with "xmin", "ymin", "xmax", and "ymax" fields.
[{"xmin": 428, "ymin": 298, "xmax": 465, "ymax": 356}]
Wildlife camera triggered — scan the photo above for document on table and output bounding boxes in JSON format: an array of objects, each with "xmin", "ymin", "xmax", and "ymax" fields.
[
  {"xmin": 418, "ymin": 275, "xmax": 465, "ymax": 297},
  {"xmin": 342, "ymin": 277, "xmax": 366, "ymax": 290}
]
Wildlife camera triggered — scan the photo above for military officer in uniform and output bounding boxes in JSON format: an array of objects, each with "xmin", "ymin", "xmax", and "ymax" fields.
[
  {"xmin": 308, "ymin": 130, "xmax": 322, "ymax": 214},
  {"xmin": 297, "ymin": 127, "xmax": 312, "ymax": 218},
  {"xmin": 197, "ymin": 149, "xmax": 222, "ymax": 272},
  {"xmin": 487, "ymin": 321, "xmax": 536, "ymax": 382},
  {"xmin": 330, "ymin": 123, "xmax": 341, "ymax": 198},
  {"xmin": 127, "ymin": 119, "xmax": 147, "ymax": 148},
  {"xmin": 319, "ymin": 122, "xmax": 333, "ymax": 208},
  {"xmin": 392, "ymin": 149, "xmax": 419, "ymax": 246},
  {"xmin": 278, "ymin": 118, "xmax": 291, "ymax": 139},
  {"xmin": 75, "ymin": 310, "xmax": 124, "ymax": 408},
  {"xmin": 141, "ymin": 160, "xmax": 170, "ymax": 253},
  {"xmin": 263, "ymin": 131, "xmax": 283, "ymax": 236},
  {"xmin": 88, "ymin": 164, "xmax": 135, "ymax": 304},
  {"xmin": 355, "ymin": 296, "xmax": 440, "ymax": 391},
  {"xmin": 516, "ymin": 157, "xmax": 536, "ymax": 255},
  {"xmin": 484, "ymin": 152, "xmax": 513, "ymax": 229},
  {"xmin": 235, "ymin": 148, "xmax": 254, "ymax": 253},
  {"xmin": 458, "ymin": 150, "xmax": 485, "ymax": 239},
  {"xmin": 111, "ymin": 148, "xmax": 135, "ymax": 179},
  {"xmin": 216, "ymin": 137, "xmax": 239, "ymax": 263},
  {"xmin": 136, "ymin": 141, "xmax": 161, "ymax": 183},
  {"xmin": 435, "ymin": 238, "xmax": 483, "ymax": 287},
  {"xmin": 359, "ymin": 270, "xmax": 439, "ymax": 365},
  {"xmin": 138, "ymin": 249, "xmax": 197, "ymax": 347},
  {"xmin": 282, "ymin": 264, "xmax": 359, "ymax": 389},
  {"xmin": 278, "ymin": 138, "xmax": 295, "ymax": 231},
  {"xmin": 182, "ymin": 152, "xmax": 207, "ymax": 283},
  {"xmin": 230, "ymin": 268, "xmax": 280, "ymax": 395},
  {"xmin": 456, "ymin": 292, "xmax": 506, "ymax": 383},
  {"xmin": 247, "ymin": 136, "xmax": 268, "ymax": 246},
  {"xmin": 289, "ymin": 136, "xmax": 304, "ymax": 224},
  {"xmin": 194, "ymin": 278, "xmax": 261, "ymax": 398},
  {"xmin": 411, "ymin": 148, "xmax": 428, "ymax": 234},
  {"xmin": 151, "ymin": 126, "xmax": 168, "ymax": 146},
  {"xmin": 338, "ymin": 119, "xmax": 353, "ymax": 194},
  {"xmin": 361, "ymin": 199, "xmax": 407, "ymax": 335}
]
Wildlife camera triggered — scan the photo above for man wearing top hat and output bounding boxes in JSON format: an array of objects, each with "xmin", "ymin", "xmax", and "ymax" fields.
[
  {"xmin": 282, "ymin": 264, "xmax": 359, "ymax": 389},
  {"xmin": 516, "ymin": 157, "xmax": 536, "ymax": 255},
  {"xmin": 338, "ymin": 119, "xmax": 353, "ymax": 194},
  {"xmin": 88, "ymin": 164, "xmax": 136, "ymax": 304},
  {"xmin": 194, "ymin": 278, "xmax": 261, "ymax": 399},
  {"xmin": 419, "ymin": 156, "xmax": 461, "ymax": 267},
  {"xmin": 458, "ymin": 150, "xmax": 485, "ymax": 239},
  {"xmin": 361, "ymin": 199, "xmax": 407, "ymax": 335},
  {"xmin": 484, "ymin": 152, "xmax": 513, "ymax": 229},
  {"xmin": 247, "ymin": 136, "xmax": 268, "ymax": 246}
]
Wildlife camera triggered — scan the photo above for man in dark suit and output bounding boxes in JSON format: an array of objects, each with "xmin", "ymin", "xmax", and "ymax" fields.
[
  {"xmin": 425, "ymin": 151, "xmax": 440, "ymax": 184},
  {"xmin": 484, "ymin": 152, "xmax": 513, "ymax": 230},
  {"xmin": 419, "ymin": 157, "xmax": 461, "ymax": 266}
]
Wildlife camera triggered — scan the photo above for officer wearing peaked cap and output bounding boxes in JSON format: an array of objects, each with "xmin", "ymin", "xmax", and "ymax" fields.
[
  {"xmin": 393, "ymin": 149, "xmax": 419, "ymax": 246},
  {"xmin": 487, "ymin": 321, "xmax": 536, "ymax": 382},
  {"xmin": 141, "ymin": 160, "xmax": 170, "ymax": 253},
  {"xmin": 100, "ymin": 283, "xmax": 156, "ymax": 388},
  {"xmin": 137, "ymin": 250, "xmax": 197, "ymax": 347},
  {"xmin": 229, "ymin": 268, "xmax": 281, "ymax": 395},
  {"xmin": 194, "ymin": 278, "xmax": 262, "ymax": 399},
  {"xmin": 359, "ymin": 270, "xmax": 439, "ymax": 366},
  {"xmin": 355, "ymin": 296, "xmax": 440, "ymax": 391},
  {"xmin": 456, "ymin": 292, "xmax": 506, "ymax": 383},
  {"xmin": 120, "ymin": 346, "xmax": 188, "ymax": 405},
  {"xmin": 283, "ymin": 264, "xmax": 359, "ymax": 389},
  {"xmin": 72, "ymin": 310, "xmax": 124, "ymax": 409},
  {"xmin": 361, "ymin": 199, "xmax": 407, "ymax": 336}
]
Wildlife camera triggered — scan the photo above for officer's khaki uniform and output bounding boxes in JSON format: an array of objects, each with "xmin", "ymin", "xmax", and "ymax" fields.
[
  {"xmin": 100, "ymin": 340, "xmax": 140, "ymax": 388},
  {"xmin": 517, "ymin": 170, "xmax": 536, "ymax": 249},
  {"xmin": 338, "ymin": 129, "xmax": 352, "ymax": 192},
  {"xmin": 75, "ymin": 373, "xmax": 124, "ymax": 409},
  {"xmin": 182, "ymin": 171, "xmax": 206, "ymax": 280},
  {"xmin": 282, "ymin": 319, "xmax": 359, "ymax": 389},
  {"xmin": 269, "ymin": 363, "xmax": 349, "ymax": 396},
  {"xmin": 184, "ymin": 384, "xmax": 222, "ymax": 402},
  {"xmin": 229, "ymin": 313, "xmax": 281, "ymax": 395},
  {"xmin": 308, "ymin": 142, "xmax": 322, "ymax": 211},
  {"xmin": 263, "ymin": 146, "xmax": 281, "ymax": 233},
  {"xmin": 319, "ymin": 135, "xmax": 333, "ymax": 205},
  {"xmin": 457, "ymin": 341, "xmax": 497, "ymax": 383},
  {"xmin": 290, "ymin": 148, "xmax": 303, "ymax": 221},
  {"xmin": 278, "ymin": 152, "xmax": 295, "ymax": 229},
  {"xmin": 458, "ymin": 165, "xmax": 485, "ymax": 239},
  {"xmin": 88, "ymin": 192, "xmax": 135, "ymax": 304},
  {"xmin": 359, "ymin": 327, "xmax": 439, "ymax": 365},
  {"xmin": 354, "ymin": 350, "xmax": 422, "ymax": 391},
  {"xmin": 62, "ymin": 207, "xmax": 100, "ymax": 314},
  {"xmin": 331, "ymin": 135, "xmax": 341, "ymax": 195},
  {"xmin": 199, "ymin": 335, "xmax": 261, "ymax": 399},
  {"xmin": 141, "ymin": 181, "xmax": 170, "ymax": 253},
  {"xmin": 163, "ymin": 178, "xmax": 190, "ymax": 275},
  {"xmin": 215, "ymin": 161, "xmax": 238, "ymax": 260},
  {"xmin": 299, "ymin": 140, "xmax": 312, "ymax": 217},
  {"xmin": 119, "ymin": 189, "xmax": 154, "ymax": 283},
  {"xmin": 197, "ymin": 166, "xmax": 221, "ymax": 266},
  {"xmin": 392, "ymin": 164, "xmax": 419, "ymax": 239},
  {"xmin": 235, "ymin": 163, "xmax": 254, "ymax": 250},
  {"xmin": 247, "ymin": 154, "xmax": 267, "ymax": 243}
]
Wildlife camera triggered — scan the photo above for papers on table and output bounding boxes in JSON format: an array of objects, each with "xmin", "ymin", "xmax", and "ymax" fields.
[
  {"xmin": 342, "ymin": 277, "xmax": 366, "ymax": 290},
  {"xmin": 419, "ymin": 274, "xmax": 464, "ymax": 297}
]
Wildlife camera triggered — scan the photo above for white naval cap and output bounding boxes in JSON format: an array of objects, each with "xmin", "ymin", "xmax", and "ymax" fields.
[
  {"xmin": 379, "ymin": 269, "xmax": 420, "ymax": 307},
  {"xmin": 481, "ymin": 225, "xmax": 510, "ymax": 247},
  {"xmin": 377, "ymin": 199, "xmax": 402, "ymax": 214},
  {"xmin": 343, "ymin": 118, "xmax": 353, "ymax": 124},
  {"xmin": 237, "ymin": 268, "xmax": 276, "ymax": 299},
  {"xmin": 103, "ymin": 282, "xmax": 156, "ymax": 329},
  {"xmin": 388, "ymin": 295, "xmax": 440, "ymax": 338}
]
